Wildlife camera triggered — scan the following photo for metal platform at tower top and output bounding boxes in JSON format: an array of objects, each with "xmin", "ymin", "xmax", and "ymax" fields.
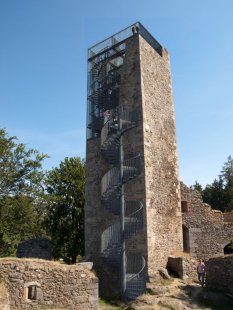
[{"xmin": 88, "ymin": 22, "xmax": 163, "ymax": 60}]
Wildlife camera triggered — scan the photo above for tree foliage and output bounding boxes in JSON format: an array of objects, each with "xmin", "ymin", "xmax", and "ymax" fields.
[
  {"xmin": 45, "ymin": 157, "xmax": 85, "ymax": 263},
  {"xmin": 192, "ymin": 156, "xmax": 233, "ymax": 212},
  {"xmin": 191, "ymin": 181, "xmax": 203, "ymax": 193},
  {"xmin": 0, "ymin": 128, "xmax": 48, "ymax": 256}
]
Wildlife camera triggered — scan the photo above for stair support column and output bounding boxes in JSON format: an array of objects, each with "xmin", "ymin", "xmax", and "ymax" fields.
[{"xmin": 120, "ymin": 120, "xmax": 126, "ymax": 299}]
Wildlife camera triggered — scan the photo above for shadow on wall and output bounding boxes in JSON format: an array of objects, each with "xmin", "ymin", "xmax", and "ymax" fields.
[{"xmin": 224, "ymin": 242, "xmax": 233, "ymax": 254}]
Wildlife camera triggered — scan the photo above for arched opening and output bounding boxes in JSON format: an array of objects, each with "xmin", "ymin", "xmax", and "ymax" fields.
[
  {"xmin": 28, "ymin": 285, "xmax": 37, "ymax": 300},
  {"xmin": 182, "ymin": 225, "xmax": 190, "ymax": 253},
  {"xmin": 224, "ymin": 242, "xmax": 233, "ymax": 254},
  {"xmin": 24, "ymin": 281, "xmax": 43, "ymax": 302}
]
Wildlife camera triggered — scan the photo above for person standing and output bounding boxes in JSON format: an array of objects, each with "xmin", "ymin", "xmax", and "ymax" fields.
[{"xmin": 197, "ymin": 259, "xmax": 205, "ymax": 287}]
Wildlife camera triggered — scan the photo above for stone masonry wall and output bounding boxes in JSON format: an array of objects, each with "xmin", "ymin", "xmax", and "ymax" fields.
[
  {"xmin": 181, "ymin": 182, "xmax": 233, "ymax": 259},
  {"xmin": 119, "ymin": 34, "xmax": 147, "ymax": 263},
  {"xmin": 223, "ymin": 212, "xmax": 233, "ymax": 222},
  {"xmin": 0, "ymin": 258, "xmax": 98, "ymax": 309},
  {"xmin": 205, "ymin": 255, "xmax": 233, "ymax": 294},
  {"xmin": 167, "ymin": 255, "xmax": 197, "ymax": 280},
  {"xmin": 139, "ymin": 35, "xmax": 183, "ymax": 278}
]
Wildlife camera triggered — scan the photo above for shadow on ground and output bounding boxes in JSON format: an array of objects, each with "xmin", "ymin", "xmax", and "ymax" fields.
[
  {"xmin": 180, "ymin": 283, "xmax": 233, "ymax": 310},
  {"xmin": 99, "ymin": 279, "xmax": 233, "ymax": 310}
]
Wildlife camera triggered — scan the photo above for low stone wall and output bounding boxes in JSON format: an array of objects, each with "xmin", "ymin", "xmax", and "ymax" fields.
[
  {"xmin": 167, "ymin": 255, "xmax": 197, "ymax": 280},
  {"xmin": 223, "ymin": 212, "xmax": 233, "ymax": 223},
  {"xmin": 206, "ymin": 255, "xmax": 233, "ymax": 294},
  {"xmin": 0, "ymin": 258, "xmax": 98, "ymax": 309}
]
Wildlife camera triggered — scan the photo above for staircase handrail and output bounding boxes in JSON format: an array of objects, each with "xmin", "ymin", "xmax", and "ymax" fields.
[
  {"xmin": 126, "ymin": 256, "xmax": 146, "ymax": 282},
  {"xmin": 101, "ymin": 107, "xmax": 139, "ymax": 146},
  {"xmin": 122, "ymin": 154, "xmax": 141, "ymax": 183},
  {"xmin": 101, "ymin": 167, "xmax": 120, "ymax": 196},
  {"xmin": 101, "ymin": 154, "xmax": 141, "ymax": 197},
  {"xmin": 101, "ymin": 221, "xmax": 121, "ymax": 253},
  {"xmin": 125, "ymin": 201, "xmax": 143, "ymax": 218}
]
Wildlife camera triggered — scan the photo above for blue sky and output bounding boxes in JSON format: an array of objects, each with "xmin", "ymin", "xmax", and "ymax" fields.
[{"xmin": 0, "ymin": 0, "xmax": 233, "ymax": 187}]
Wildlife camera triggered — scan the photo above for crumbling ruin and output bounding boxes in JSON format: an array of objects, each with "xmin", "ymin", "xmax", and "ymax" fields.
[{"xmin": 0, "ymin": 258, "xmax": 98, "ymax": 309}]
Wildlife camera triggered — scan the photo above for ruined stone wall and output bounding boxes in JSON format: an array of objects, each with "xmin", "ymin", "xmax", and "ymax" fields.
[
  {"xmin": 139, "ymin": 36, "xmax": 182, "ymax": 277},
  {"xmin": 205, "ymin": 255, "xmax": 233, "ymax": 294},
  {"xmin": 167, "ymin": 255, "xmax": 197, "ymax": 280},
  {"xmin": 181, "ymin": 183, "xmax": 233, "ymax": 259},
  {"xmin": 223, "ymin": 212, "xmax": 233, "ymax": 222},
  {"xmin": 0, "ymin": 258, "xmax": 98, "ymax": 309}
]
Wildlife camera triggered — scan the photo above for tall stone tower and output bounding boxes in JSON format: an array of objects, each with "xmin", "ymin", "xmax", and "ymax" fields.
[{"xmin": 85, "ymin": 22, "xmax": 182, "ymax": 299}]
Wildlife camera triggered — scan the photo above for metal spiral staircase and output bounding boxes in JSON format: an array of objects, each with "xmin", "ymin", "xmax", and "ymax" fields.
[
  {"xmin": 100, "ymin": 108, "xmax": 146, "ymax": 300},
  {"xmin": 87, "ymin": 44, "xmax": 146, "ymax": 299},
  {"xmin": 87, "ymin": 58, "xmax": 121, "ymax": 137}
]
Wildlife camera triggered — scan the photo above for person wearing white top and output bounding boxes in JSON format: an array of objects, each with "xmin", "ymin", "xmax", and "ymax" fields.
[{"xmin": 197, "ymin": 259, "xmax": 205, "ymax": 287}]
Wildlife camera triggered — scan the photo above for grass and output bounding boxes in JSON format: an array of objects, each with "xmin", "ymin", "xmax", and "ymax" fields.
[{"xmin": 99, "ymin": 297, "xmax": 123, "ymax": 309}]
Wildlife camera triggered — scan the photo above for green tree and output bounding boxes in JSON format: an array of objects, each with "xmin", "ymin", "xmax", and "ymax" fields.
[
  {"xmin": 221, "ymin": 155, "xmax": 233, "ymax": 184},
  {"xmin": 220, "ymin": 156, "xmax": 233, "ymax": 212},
  {"xmin": 0, "ymin": 128, "xmax": 48, "ymax": 256},
  {"xmin": 0, "ymin": 196, "xmax": 46, "ymax": 256},
  {"xmin": 191, "ymin": 181, "xmax": 203, "ymax": 193},
  {"xmin": 45, "ymin": 157, "xmax": 85, "ymax": 264},
  {"xmin": 202, "ymin": 177, "xmax": 225, "ymax": 211},
  {"xmin": 193, "ymin": 156, "xmax": 233, "ymax": 212}
]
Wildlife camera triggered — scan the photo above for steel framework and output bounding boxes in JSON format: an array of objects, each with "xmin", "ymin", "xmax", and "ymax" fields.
[{"xmin": 86, "ymin": 23, "xmax": 155, "ymax": 300}]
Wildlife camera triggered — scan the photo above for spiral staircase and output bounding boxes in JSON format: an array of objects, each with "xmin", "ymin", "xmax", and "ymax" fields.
[
  {"xmin": 100, "ymin": 108, "xmax": 146, "ymax": 300},
  {"xmin": 88, "ymin": 49, "xmax": 146, "ymax": 299},
  {"xmin": 87, "ymin": 58, "xmax": 121, "ymax": 137}
]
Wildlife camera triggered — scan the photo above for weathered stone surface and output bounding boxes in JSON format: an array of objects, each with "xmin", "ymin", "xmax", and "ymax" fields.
[
  {"xmin": 181, "ymin": 182, "xmax": 233, "ymax": 259},
  {"xmin": 167, "ymin": 255, "xmax": 198, "ymax": 280},
  {"xmin": 140, "ymin": 36, "xmax": 182, "ymax": 279},
  {"xmin": 158, "ymin": 268, "xmax": 171, "ymax": 279},
  {"xmin": 0, "ymin": 281, "xmax": 10, "ymax": 310},
  {"xmin": 205, "ymin": 255, "xmax": 233, "ymax": 294},
  {"xmin": 0, "ymin": 258, "xmax": 98, "ymax": 309},
  {"xmin": 85, "ymin": 30, "xmax": 182, "ymax": 297}
]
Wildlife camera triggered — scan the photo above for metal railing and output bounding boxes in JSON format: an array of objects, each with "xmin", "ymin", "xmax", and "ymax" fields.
[
  {"xmin": 101, "ymin": 167, "xmax": 121, "ymax": 197},
  {"xmin": 88, "ymin": 22, "xmax": 162, "ymax": 59},
  {"xmin": 92, "ymin": 27, "xmax": 148, "ymax": 297},
  {"xmin": 101, "ymin": 107, "xmax": 138, "ymax": 146},
  {"xmin": 122, "ymin": 154, "xmax": 141, "ymax": 183},
  {"xmin": 125, "ymin": 255, "xmax": 146, "ymax": 300},
  {"xmin": 87, "ymin": 45, "xmax": 123, "ymax": 140},
  {"xmin": 101, "ymin": 222, "xmax": 121, "ymax": 254},
  {"xmin": 124, "ymin": 201, "xmax": 143, "ymax": 239},
  {"xmin": 101, "ymin": 154, "xmax": 141, "ymax": 199},
  {"xmin": 89, "ymin": 66, "xmax": 121, "ymax": 90}
]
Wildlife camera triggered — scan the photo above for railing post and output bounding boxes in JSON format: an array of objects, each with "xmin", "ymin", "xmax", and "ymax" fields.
[{"xmin": 120, "ymin": 117, "xmax": 126, "ymax": 299}]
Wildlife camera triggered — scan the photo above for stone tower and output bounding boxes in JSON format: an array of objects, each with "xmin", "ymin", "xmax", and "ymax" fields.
[{"xmin": 85, "ymin": 22, "xmax": 182, "ymax": 299}]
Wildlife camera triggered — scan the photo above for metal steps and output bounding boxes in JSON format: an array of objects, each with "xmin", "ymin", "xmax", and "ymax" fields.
[{"xmin": 99, "ymin": 105, "xmax": 146, "ymax": 299}]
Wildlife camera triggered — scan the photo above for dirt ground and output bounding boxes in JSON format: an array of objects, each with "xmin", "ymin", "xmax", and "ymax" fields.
[{"xmin": 100, "ymin": 278, "xmax": 233, "ymax": 310}]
